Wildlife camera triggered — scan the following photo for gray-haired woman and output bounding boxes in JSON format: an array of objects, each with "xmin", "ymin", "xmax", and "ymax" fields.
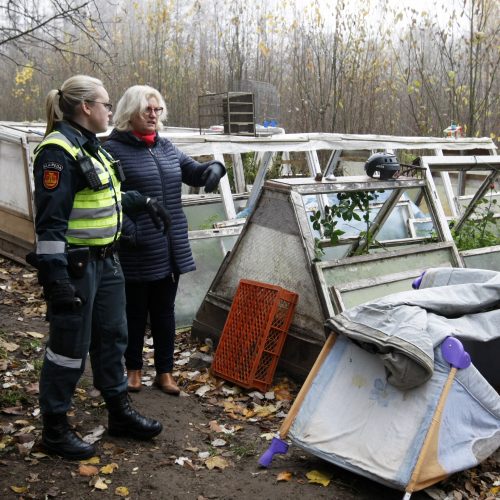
[{"xmin": 104, "ymin": 85, "xmax": 225, "ymax": 395}]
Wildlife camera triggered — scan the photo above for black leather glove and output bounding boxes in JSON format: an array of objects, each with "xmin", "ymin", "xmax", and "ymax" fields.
[
  {"xmin": 145, "ymin": 197, "xmax": 171, "ymax": 235},
  {"xmin": 121, "ymin": 190, "xmax": 146, "ymax": 216},
  {"xmin": 201, "ymin": 162, "xmax": 225, "ymax": 193},
  {"xmin": 48, "ymin": 278, "xmax": 82, "ymax": 310}
]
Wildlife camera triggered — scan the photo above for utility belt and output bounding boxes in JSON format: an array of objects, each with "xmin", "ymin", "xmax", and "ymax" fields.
[{"xmin": 67, "ymin": 244, "xmax": 117, "ymax": 278}]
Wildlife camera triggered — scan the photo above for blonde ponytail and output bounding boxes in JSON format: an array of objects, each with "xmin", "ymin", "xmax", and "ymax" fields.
[{"xmin": 43, "ymin": 75, "xmax": 104, "ymax": 136}]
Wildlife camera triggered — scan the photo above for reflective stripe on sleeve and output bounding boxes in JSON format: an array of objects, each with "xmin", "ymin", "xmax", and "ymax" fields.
[
  {"xmin": 36, "ymin": 241, "xmax": 66, "ymax": 254},
  {"xmin": 45, "ymin": 347, "xmax": 82, "ymax": 369}
]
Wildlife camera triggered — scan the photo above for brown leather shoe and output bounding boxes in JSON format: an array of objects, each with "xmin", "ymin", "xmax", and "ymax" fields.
[
  {"xmin": 154, "ymin": 373, "xmax": 180, "ymax": 395},
  {"xmin": 127, "ymin": 370, "xmax": 142, "ymax": 392}
]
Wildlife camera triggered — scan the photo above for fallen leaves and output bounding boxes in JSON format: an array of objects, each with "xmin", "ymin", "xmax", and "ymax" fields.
[
  {"xmin": 10, "ymin": 485, "xmax": 28, "ymax": 493},
  {"xmin": 115, "ymin": 486, "xmax": 130, "ymax": 497},
  {"xmin": 78, "ymin": 464, "xmax": 99, "ymax": 477},
  {"xmin": 210, "ymin": 438, "xmax": 227, "ymax": 447},
  {"xmin": 89, "ymin": 475, "xmax": 108, "ymax": 490},
  {"xmin": 277, "ymin": 471, "xmax": 293, "ymax": 482},
  {"xmin": 205, "ymin": 455, "xmax": 230, "ymax": 470},
  {"xmin": 0, "ymin": 338, "xmax": 19, "ymax": 352},
  {"xmin": 25, "ymin": 331, "xmax": 45, "ymax": 339},
  {"xmin": 306, "ymin": 469, "xmax": 333, "ymax": 487},
  {"xmin": 83, "ymin": 424, "xmax": 106, "ymax": 444},
  {"xmin": 100, "ymin": 462, "xmax": 119, "ymax": 474},
  {"xmin": 0, "ymin": 256, "xmax": 499, "ymax": 499}
]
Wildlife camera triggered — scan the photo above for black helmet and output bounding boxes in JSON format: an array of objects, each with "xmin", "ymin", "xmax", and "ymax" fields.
[{"xmin": 364, "ymin": 152, "xmax": 400, "ymax": 180}]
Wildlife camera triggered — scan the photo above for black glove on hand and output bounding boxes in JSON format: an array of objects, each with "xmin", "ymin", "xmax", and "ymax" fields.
[
  {"xmin": 145, "ymin": 197, "xmax": 171, "ymax": 234},
  {"xmin": 201, "ymin": 162, "xmax": 225, "ymax": 193},
  {"xmin": 48, "ymin": 278, "xmax": 81, "ymax": 310}
]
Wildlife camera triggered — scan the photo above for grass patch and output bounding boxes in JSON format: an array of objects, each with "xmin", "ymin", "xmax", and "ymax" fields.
[
  {"xmin": 0, "ymin": 389, "xmax": 29, "ymax": 408},
  {"xmin": 33, "ymin": 358, "xmax": 44, "ymax": 377},
  {"xmin": 20, "ymin": 338, "xmax": 43, "ymax": 353},
  {"xmin": 230, "ymin": 441, "xmax": 257, "ymax": 458}
]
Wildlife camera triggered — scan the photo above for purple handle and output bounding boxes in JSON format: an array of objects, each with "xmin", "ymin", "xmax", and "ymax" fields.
[
  {"xmin": 412, "ymin": 272, "xmax": 425, "ymax": 290},
  {"xmin": 441, "ymin": 337, "xmax": 471, "ymax": 369},
  {"xmin": 258, "ymin": 437, "xmax": 289, "ymax": 467}
]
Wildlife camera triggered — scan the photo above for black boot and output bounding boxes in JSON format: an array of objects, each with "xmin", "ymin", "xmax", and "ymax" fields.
[
  {"xmin": 106, "ymin": 392, "xmax": 162, "ymax": 440},
  {"xmin": 42, "ymin": 413, "xmax": 96, "ymax": 460}
]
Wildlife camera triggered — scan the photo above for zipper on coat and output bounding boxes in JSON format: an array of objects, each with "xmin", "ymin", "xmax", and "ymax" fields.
[{"xmin": 149, "ymin": 148, "xmax": 176, "ymax": 276}]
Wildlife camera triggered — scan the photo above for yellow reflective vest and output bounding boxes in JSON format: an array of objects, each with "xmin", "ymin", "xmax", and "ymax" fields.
[{"xmin": 34, "ymin": 131, "xmax": 122, "ymax": 246}]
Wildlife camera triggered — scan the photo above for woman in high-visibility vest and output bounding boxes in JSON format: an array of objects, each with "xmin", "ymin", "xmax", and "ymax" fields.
[{"xmin": 31, "ymin": 75, "xmax": 169, "ymax": 460}]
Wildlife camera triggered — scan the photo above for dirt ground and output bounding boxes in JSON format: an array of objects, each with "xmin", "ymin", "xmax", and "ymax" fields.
[{"xmin": 0, "ymin": 257, "xmax": 499, "ymax": 500}]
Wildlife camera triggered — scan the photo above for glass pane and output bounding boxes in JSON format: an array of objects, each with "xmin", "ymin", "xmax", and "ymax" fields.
[
  {"xmin": 303, "ymin": 188, "xmax": 431, "ymax": 244},
  {"xmin": 183, "ymin": 199, "xmax": 247, "ymax": 230},
  {"xmin": 176, "ymin": 234, "xmax": 238, "ymax": 326},
  {"xmin": 321, "ymin": 247, "xmax": 455, "ymax": 288}
]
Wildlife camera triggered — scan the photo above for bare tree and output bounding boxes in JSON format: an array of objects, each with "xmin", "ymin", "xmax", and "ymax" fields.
[{"xmin": 0, "ymin": 0, "xmax": 114, "ymax": 71}]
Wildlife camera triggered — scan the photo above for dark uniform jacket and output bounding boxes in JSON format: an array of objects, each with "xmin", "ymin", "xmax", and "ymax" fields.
[
  {"xmin": 104, "ymin": 130, "xmax": 223, "ymax": 282},
  {"xmin": 33, "ymin": 121, "xmax": 121, "ymax": 284}
]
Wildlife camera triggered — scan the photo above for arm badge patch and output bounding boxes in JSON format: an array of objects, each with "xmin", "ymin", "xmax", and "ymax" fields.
[
  {"xmin": 43, "ymin": 169, "xmax": 60, "ymax": 189},
  {"xmin": 42, "ymin": 162, "xmax": 63, "ymax": 190}
]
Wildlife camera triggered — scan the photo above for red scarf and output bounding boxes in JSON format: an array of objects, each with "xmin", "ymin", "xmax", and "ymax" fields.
[{"xmin": 132, "ymin": 130, "xmax": 156, "ymax": 146}]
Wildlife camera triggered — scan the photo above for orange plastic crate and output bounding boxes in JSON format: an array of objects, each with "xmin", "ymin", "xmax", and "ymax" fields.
[{"xmin": 211, "ymin": 279, "xmax": 299, "ymax": 392}]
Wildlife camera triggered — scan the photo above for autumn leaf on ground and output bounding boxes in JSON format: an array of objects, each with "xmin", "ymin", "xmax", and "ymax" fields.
[
  {"xmin": 83, "ymin": 425, "xmax": 106, "ymax": 444},
  {"xmin": 10, "ymin": 485, "xmax": 28, "ymax": 493},
  {"xmin": 0, "ymin": 339, "xmax": 19, "ymax": 352},
  {"xmin": 89, "ymin": 475, "xmax": 108, "ymax": 490},
  {"xmin": 1, "ymin": 406, "xmax": 24, "ymax": 415},
  {"xmin": 306, "ymin": 469, "xmax": 332, "ymax": 487},
  {"xmin": 260, "ymin": 432, "xmax": 275, "ymax": 441},
  {"xmin": 211, "ymin": 438, "xmax": 226, "ymax": 447},
  {"xmin": 26, "ymin": 331, "xmax": 45, "ymax": 339},
  {"xmin": 489, "ymin": 485, "xmax": 500, "ymax": 495},
  {"xmin": 115, "ymin": 486, "xmax": 130, "ymax": 497},
  {"xmin": 79, "ymin": 464, "xmax": 99, "ymax": 477},
  {"xmin": 80, "ymin": 456, "xmax": 100, "ymax": 465},
  {"xmin": 25, "ymin": 382, "xmax": 39, "ymax": 395},
  {"xmin": 253, "ymin": 404, "xmax": 277, "ymax": 418},
  {"xmin": 195, "ymin": 384, "xmax": 212, "ymax": 397},
  {"xmin": 274, "ymin": 387, "xmax": 292, "ymax": 401},
  {"xmin": 205, "ymin": 455, "xmax": 230, "ymax": 470},
  {"xmin": 209, "ymin": 420, "xmax": 222, "ymax": 433},
  {"xmin": 277, "ymin": 471, "xmax": 293, "ymax": 482},
  {"xmin": 100, "ymin": 462, "xmax": 119, "ymax": 474}
]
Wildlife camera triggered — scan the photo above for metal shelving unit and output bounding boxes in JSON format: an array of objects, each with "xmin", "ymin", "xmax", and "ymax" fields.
[{"xmin": 198, "ymin": 92, "xmax": 255, "ymax": 136}]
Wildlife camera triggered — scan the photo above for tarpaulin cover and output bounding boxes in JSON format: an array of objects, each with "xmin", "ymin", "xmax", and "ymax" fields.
[{"xmin": 289, "ymin": 268, "xmax": 500, "ymax": 491}]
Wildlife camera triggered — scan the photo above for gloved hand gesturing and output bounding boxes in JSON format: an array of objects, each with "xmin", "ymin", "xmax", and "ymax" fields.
[
  {"xmin": 48, "ymin": 278, "xmax": 82, "ymax": 310},
  {"xmin": 201, "ymin": 162, "xmax": 225, "ymax": 193},
  {"xmin": 145, "ymin": 197, "xmax": 171, "ymax": 234}
]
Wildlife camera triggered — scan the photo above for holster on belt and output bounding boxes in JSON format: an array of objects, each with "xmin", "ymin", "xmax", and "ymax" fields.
[{"xmin": 67, "ymin": 247, "xmax": 90, "ymax": 279}]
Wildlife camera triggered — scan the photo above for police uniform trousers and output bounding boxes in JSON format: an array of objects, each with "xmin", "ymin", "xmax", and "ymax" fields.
[{"xmin": 39, "ymin": 253, "xmax": 128, "ymax": 414}]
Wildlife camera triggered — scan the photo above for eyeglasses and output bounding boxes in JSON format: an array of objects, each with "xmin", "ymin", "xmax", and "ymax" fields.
[
  {"xmin": 143, "ymin": 107, "xmax": 164, "ymax": 115},
  {"xmin": 86, "ymin": 100, "xmax": 113, "ymax": 111}
]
